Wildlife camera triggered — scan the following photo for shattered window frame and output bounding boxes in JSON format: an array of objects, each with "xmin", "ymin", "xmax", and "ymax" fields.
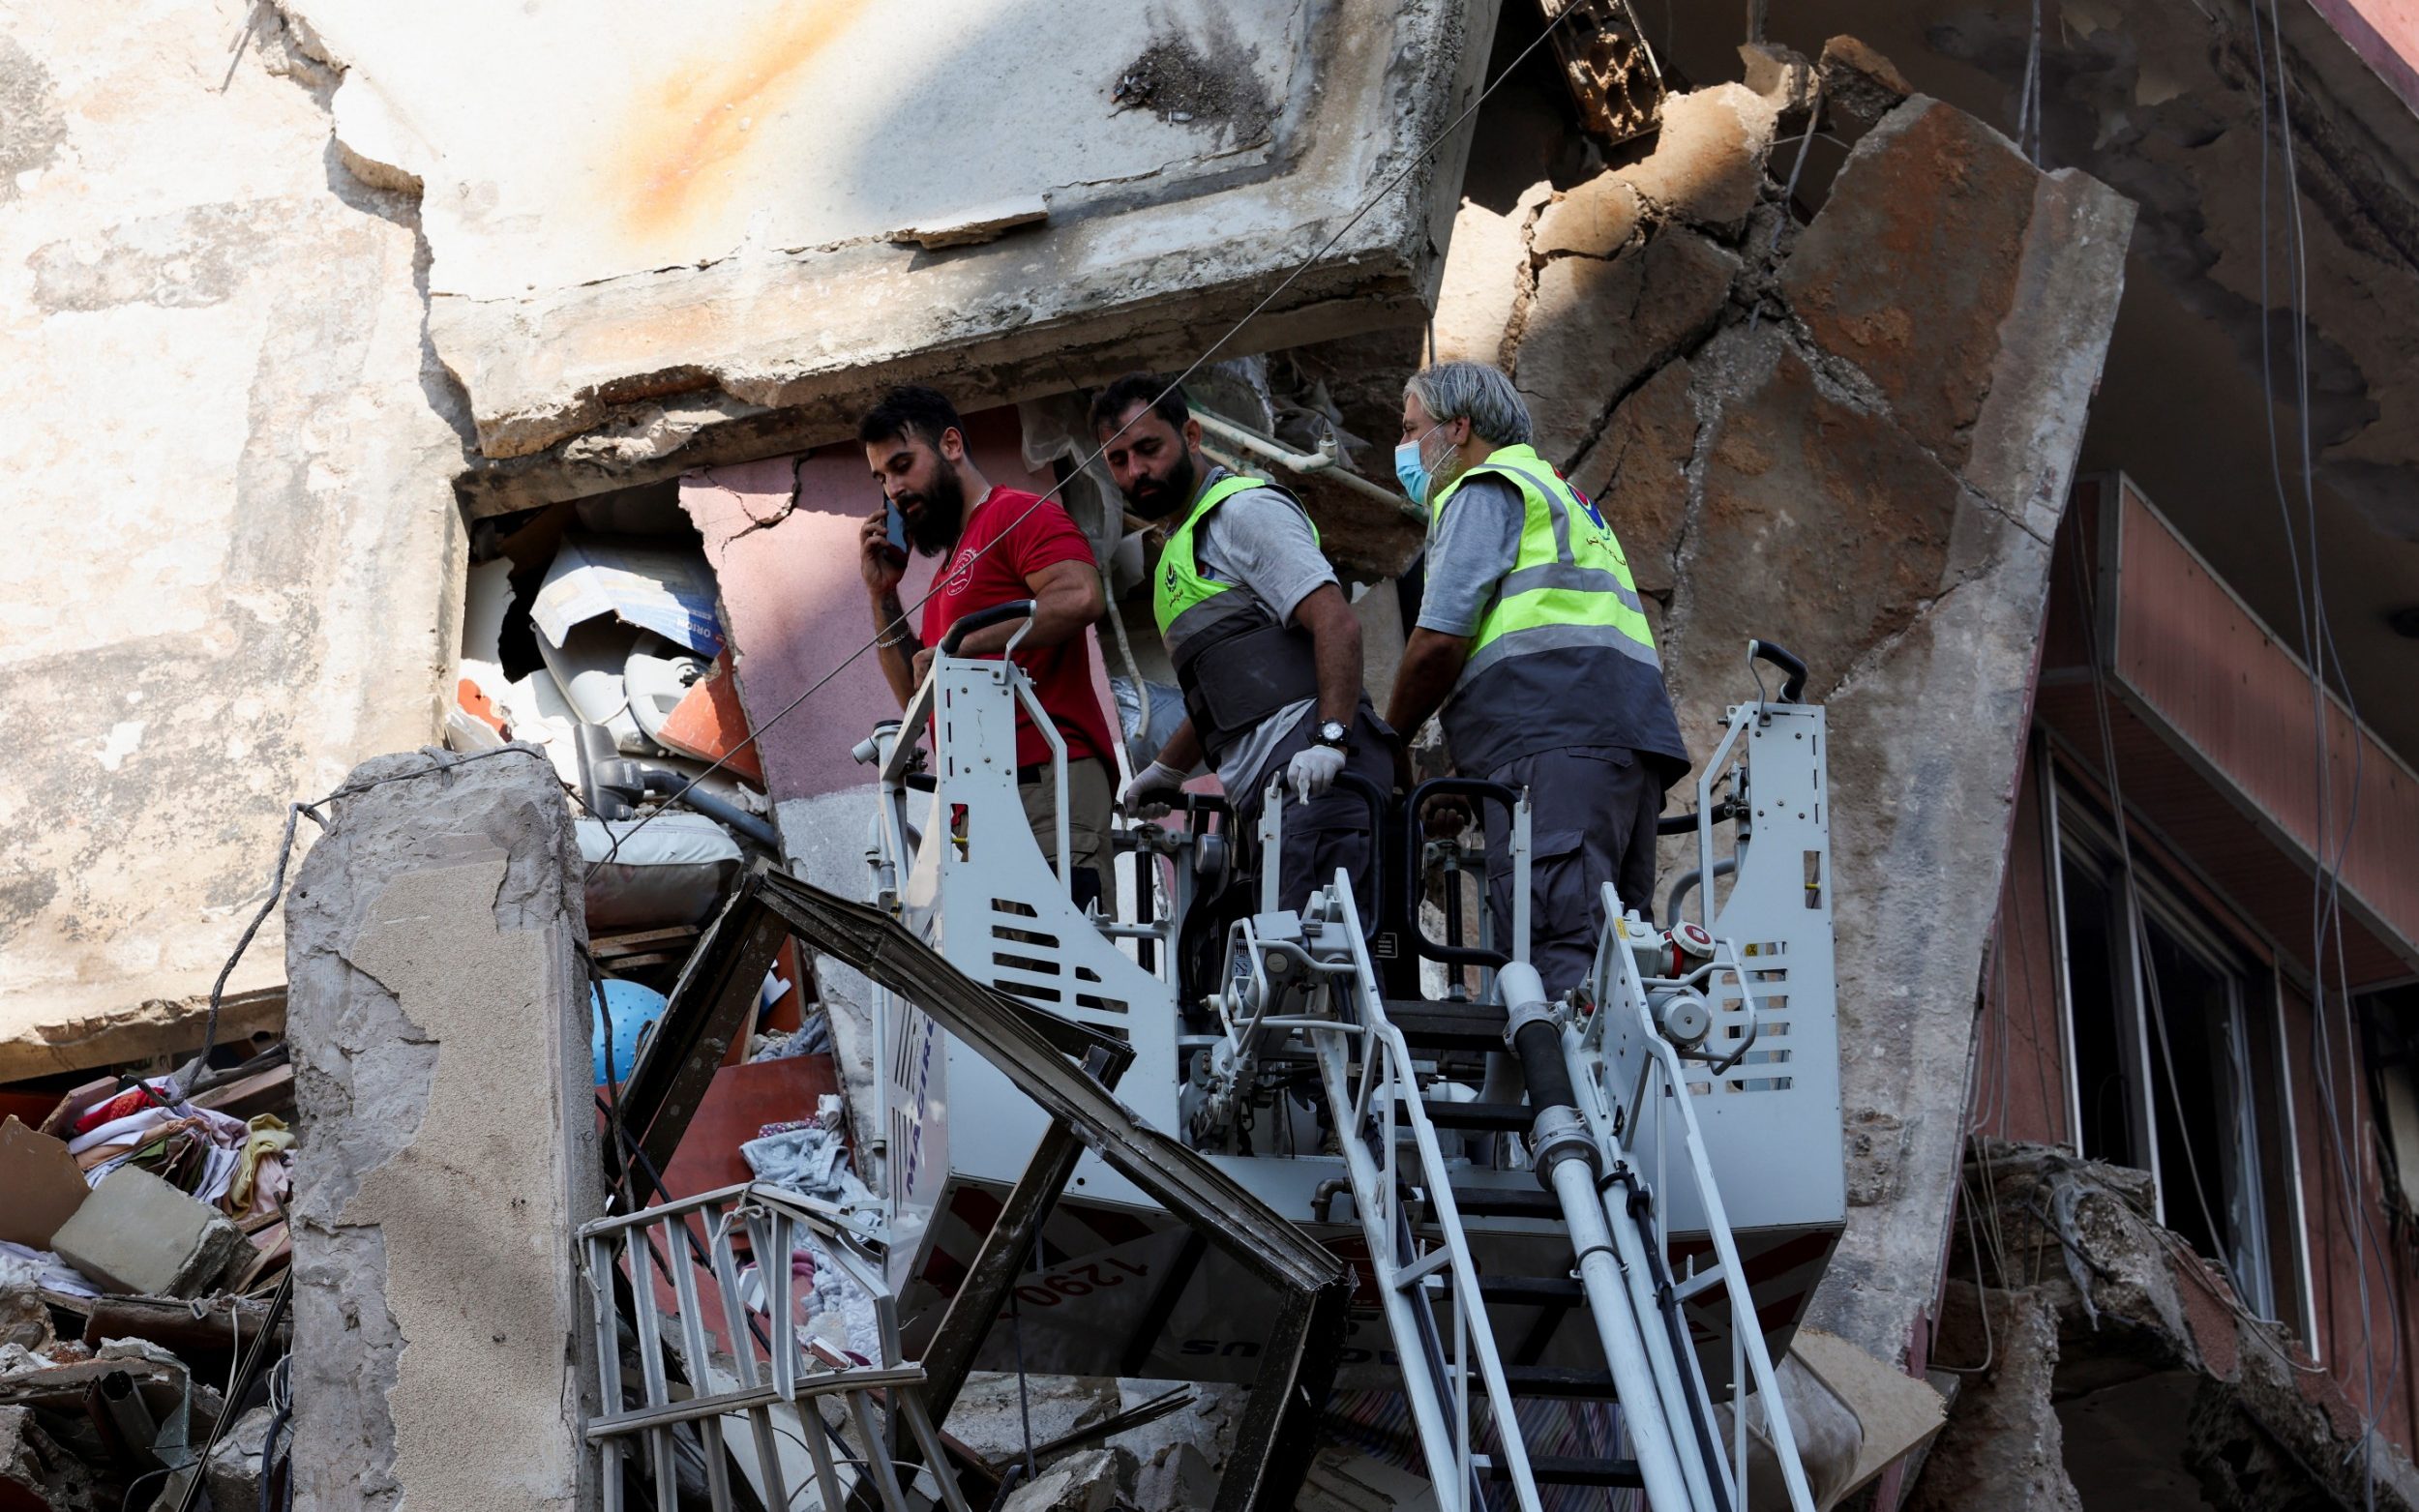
[{"xmin": 2047, "ymin": 781, "xmax": 2314, "ymax": 1340}]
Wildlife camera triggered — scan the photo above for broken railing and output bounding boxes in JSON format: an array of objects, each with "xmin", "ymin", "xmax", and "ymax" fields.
[
  {"xmin": 601, "ymin": 864, "xmax": 1353, "ymax": 1512},
  {"xmin": 580, "ymin": 1181, "xmax": 963, "ymax": 1512}
]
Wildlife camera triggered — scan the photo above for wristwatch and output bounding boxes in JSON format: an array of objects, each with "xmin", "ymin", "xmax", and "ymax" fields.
[{"xmin": 1314, "ymin": 721, "xmax": 1350, "ymax": 751}]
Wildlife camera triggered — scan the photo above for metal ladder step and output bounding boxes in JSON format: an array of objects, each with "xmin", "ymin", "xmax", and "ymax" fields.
[
  {"xmin": 1385, "ymin": 999, "xmax": 1508, "ymax": 1052},
  {"xmin": 1501, "ymin": 1364, "xmax": 1621, "ymax": 1399},
  {"xmin": 1479, "ymin": 1454, "xmax": 1644, "ymax": 1488},
  {"xmin": 1475, "ymin": 1274, "xmax": 1585, "ymax": 1305},
  {"xmin": 1451, "ymin": 1185, "xmax": 1562, "ymax": 1221},
  {"xmin": 1408, "ymin": 1098, "xmax": 1534, "ymax": 1133}
]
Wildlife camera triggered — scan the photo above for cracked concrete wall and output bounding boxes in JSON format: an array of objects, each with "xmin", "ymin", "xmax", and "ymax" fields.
[
  {"xmin": 269, "ymin": 0, "xmax": 1505, "ymax": 513},
  {"xmin": 283, "ymin": 746, "xmax": 598, "ymax": 1512},
  {"xmin": 1444, "ymin": 58, "xmax": 2134, "ymax": 1372},
  {"xmin": 0, "ymin": 0, "xmax": 470, "ymax": 1080}
]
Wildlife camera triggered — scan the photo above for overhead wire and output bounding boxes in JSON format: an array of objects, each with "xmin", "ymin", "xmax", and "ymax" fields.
[{"xmin": 580, "ymin": 5, "xmax": 1585, "ymax": 886}]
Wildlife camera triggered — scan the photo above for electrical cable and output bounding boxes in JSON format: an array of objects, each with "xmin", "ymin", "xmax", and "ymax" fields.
[
  {"xmin": 2248, "ymin": 6, "xmax": 2395, "ymax": 1496},
  {"xmin": 578, "ymin": 3, "xmax": 1585, "ymax": 886},
  {"xmin": 172, "ymin": 744, "xmax": 558, "ymax": 1101}
]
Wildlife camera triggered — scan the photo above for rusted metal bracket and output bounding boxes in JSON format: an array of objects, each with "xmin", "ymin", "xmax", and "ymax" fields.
[{"xmin": 752, "ymin": 867, "xmax": 1352, "ymax": 1512}]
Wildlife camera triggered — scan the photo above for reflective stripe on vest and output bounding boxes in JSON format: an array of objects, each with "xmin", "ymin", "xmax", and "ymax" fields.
[
  {"xmin": 1152, "ymin": 472, "xmax": 1319, "ymax": 650},
  {"xmin": 1426, "ymin": 443, "xmax": 1659, "ymax": 700}
]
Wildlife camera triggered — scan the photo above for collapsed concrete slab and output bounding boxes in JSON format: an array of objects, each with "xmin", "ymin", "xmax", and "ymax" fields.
[
  {"xmin": 283, "ymin": 746, "xmax": 598, "ymax": 1512},
  {"xmin": 274, "ymin": 0, "xmax": 1507, "ymax": 502},
  {"xmin": 1478, "ymin": 67, "xmax": 2135, "ymax": 1380},
  {"xmin": 1919, "ymin": 1141, "xmax": 2419, "ymax": 1510}
]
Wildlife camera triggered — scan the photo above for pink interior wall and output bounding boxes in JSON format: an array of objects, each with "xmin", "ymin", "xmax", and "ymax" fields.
[{"xmin": 684, "ymin": 405, "xmax": 1121, "ymax": 806}]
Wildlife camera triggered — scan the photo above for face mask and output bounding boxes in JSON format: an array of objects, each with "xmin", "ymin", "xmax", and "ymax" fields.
[{"xmin": 1394, "ymin": 423, "xmax": 1446, "ymax": 506}]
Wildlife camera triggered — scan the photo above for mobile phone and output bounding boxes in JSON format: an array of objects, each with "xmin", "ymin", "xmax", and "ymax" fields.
[{"xmin": 882, "ymin": 499, "xmax": 911, "ymax": 562}]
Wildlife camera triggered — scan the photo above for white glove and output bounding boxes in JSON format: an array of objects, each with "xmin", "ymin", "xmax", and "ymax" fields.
[
  {"xmin": 1286, "ymin": 743, "xmax": 1348, "ymax": 805},
  {"xmin": 1119, "ymin": 759, "xmax": 1187, "ymax": 816}
]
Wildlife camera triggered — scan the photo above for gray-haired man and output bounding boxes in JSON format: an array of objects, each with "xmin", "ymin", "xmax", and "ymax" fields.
[{"xmin": 1383, "ymin": 360, "xmax": 1689, "ymax": 993}]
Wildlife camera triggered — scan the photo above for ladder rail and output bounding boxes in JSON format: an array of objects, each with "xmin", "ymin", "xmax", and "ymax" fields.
[
  {"xmin": 1300, "ymin": 870, "xmax": 1546, "ymax": 1512},
  {"xmin": 1590, "ymin": 880, "xmax": 1820, "ymax": 1512}
]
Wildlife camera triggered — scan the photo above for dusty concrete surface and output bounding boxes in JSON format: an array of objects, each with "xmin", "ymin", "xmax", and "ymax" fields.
[
  {"xmin": 0, "ymin": 1, "xmax": 465, "ymax": 1079},
  {"xmin": 1915, "ymin": 1140, "xmax": 2419, "ymax": 1512},
  {"xmin": 283, "ymin": 746, "xmax": 597, "ymax": 1512},
  {"xmin": 272, "ymin": 0, "xmax": 1505, "ymax": 497}
]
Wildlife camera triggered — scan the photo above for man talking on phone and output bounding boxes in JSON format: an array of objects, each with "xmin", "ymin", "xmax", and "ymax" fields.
[{"xmin": 857, "ymin": 386, "xmax": 1119, "ymax": 906}]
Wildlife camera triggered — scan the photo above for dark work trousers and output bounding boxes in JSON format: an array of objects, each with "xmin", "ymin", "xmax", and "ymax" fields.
[
  {"xmin": 1482, "ymin": 744, "xmax": 1663, "ymax": 998},
  {"xmin": 1230, "ymin": 706, "xmax": 1398, "ymax": 923}
]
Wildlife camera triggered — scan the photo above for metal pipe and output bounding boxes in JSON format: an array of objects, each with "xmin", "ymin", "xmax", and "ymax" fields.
[
  {"xmin": 1191, "ymin": 410, "xmax": 1426, "ymax": 521},
  {"xmin": 1602, "ymin": 1171, "xmax": 1723, "ymax": 1512},
  {"xmin": 1661, "ymin": 858, "xmax": 1737, "ymax": 932},
  {"xmin": 1547, "ymin": 1154, "xmax": 1700, "ymax": 1510}
]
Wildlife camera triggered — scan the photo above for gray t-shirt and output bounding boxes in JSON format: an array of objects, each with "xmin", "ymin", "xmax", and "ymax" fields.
[
  {"xmin": 1187, "ymin": 471, "xmax": 1337, "ymax": 799},
  {"xmin": 1414, "ymin": 474, "xmax": 1525, "ymax": 637}
]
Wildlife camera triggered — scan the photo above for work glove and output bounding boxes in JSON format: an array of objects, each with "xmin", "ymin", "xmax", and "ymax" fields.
[
  {"xmin": 1285, "ymin": 744, "xmax": 1348, "ymax": 805},
  {"xmin": 1119, "ymin": 759, "xmax": 1187, "ymax": 817}
]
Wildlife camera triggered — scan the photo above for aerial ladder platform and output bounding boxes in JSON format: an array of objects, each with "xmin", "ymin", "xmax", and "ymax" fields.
[{"xmin": 585, "ymin": 600, "xmax": 1842, "ymax": 1511}]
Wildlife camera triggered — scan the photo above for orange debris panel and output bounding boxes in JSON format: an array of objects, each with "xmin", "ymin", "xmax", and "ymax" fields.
[{"xmin": 657, "ymin": 649, "xmax": 765, "ymax": 786}]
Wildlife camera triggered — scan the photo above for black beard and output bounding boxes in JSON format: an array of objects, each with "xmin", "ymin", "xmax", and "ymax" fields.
[
  {"xmin": 903, "ymin": 467, "xmax": 968, "ymax": 556},
  {"xmin": 1125, "ymin": 447, "xmax": 1199, "ymax": 520}
]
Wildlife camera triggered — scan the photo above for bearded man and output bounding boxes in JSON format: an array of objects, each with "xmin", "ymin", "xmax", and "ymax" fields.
[
  {"xmin": 1090, "ymin": 373, "xmax": 1395, "ymax": 915},
  {"xmin": 857, "ymin": 385, "xmax": 1117, "ymax": 904}
]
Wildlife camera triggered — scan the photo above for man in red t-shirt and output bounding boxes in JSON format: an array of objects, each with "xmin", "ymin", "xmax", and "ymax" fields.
[{"xmin": 856, "ymin": 386, "xmax": 1119, "ymax": 904}]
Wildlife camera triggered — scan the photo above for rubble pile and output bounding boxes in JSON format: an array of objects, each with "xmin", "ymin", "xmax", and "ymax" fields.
[{"xmin": 0, "ymin": 1053, "xmax": 297, "ymax": 1510}]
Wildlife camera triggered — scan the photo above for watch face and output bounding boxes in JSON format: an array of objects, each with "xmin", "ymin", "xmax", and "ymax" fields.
[{"xmin": 1320, "ymin": 722, "xmax": 1348, "ymax": 743}]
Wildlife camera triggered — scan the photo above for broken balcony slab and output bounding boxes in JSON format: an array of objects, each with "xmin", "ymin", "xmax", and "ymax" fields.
[{"xmin": 281, "ymin": 0, "xmax": 1506, "ymax": 489}]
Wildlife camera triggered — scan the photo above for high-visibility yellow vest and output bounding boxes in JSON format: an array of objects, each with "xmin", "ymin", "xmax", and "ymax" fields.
[
  {"xmin": 1152, "ymin": 472, "xmax": 1323, "ymax": 761},
  {"xmin": 1426, "ymin": 444, "xmax": 1686, "ymax": 779}
]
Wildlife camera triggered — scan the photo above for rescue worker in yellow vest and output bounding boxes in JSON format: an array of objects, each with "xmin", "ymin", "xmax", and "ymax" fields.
[
  {"xmin": 1383, "ymin": 361, "xmax": 1689, "ymax": 995},
  {"xmin": 1090, "ymin": 374, "xmax": 1398, "ymax": 912}
]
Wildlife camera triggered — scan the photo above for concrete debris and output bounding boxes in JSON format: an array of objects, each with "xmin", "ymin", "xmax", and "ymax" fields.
[
  {"xmin": 1923, "ymin": 1141, "xmax": 2419, "ymax": 1511},
  {"xmin": 1612, "ymin": 82, "xmax": 1778, "ymax": 232},
  {"xmin": 0, "ymin": 1403, "xmax": 95, "ymax": 1512},
  {"xmin": 1530, "ymin": 172, "xmax": 1645, "ymax": 260},
  {"xmin": 203, "ymin": 1403, "xmax": 280, "ymax": 1512},
  {"xmin": 1907, "ymin": 1285, "xmax": 2083, "ymax": 1512},
  {"xmin": 1815, "ymin": 35, "xmax": 1916, "ymax": 131},
  {"xmin": 0, "ymin": 1116, "xmax": 87, "ymax": 1251},
  {"xmin": 997, "ymin": 1445, "xmax": 1138, "ymax": 1512},
  {"xmin": 1739, "ymin": 41, "xmax": 1817, "ymax": 115},
  {"xmin": 1430, "ymin": 185, "xmax": 1549, "ymax": 367},
  {"xmin": 889, "ymin": 196, "xmax": 1050, "ymax": 250},
  {"xmin": 0, "ymin": 1287, "xmax": 48, "ymax": 1354},
  {"xmin": 48, "ymin": 1167, "xmax": 248, "ymax": 1300}
]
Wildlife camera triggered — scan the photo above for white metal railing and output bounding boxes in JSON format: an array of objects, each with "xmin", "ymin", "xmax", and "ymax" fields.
[
  {"xmin": 1579, "ymin": 882, "xmax": 1818, "ymax": 1512},
  {"xmin": 579, "ymin": 1182, "xmax": 967, "ymax": 1512},
  {"xmin": 1288, "ymin": 873, "xmax": 1545, "ymax": 1512}
]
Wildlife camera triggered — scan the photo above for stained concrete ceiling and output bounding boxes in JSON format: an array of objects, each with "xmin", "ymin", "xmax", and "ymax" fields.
[
  {"xmin": 278, "ymin": 0, "xmax": 1502, "ymax": 498},
  {"xmin": 1637, "ymin": 0, "xmax": 2419, "ymax": 763}
]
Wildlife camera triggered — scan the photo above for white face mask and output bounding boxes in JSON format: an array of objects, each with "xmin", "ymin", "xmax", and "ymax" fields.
[{"xmin": 1394, "ymin": 422, "xmax": 1447, "ymax": 506}]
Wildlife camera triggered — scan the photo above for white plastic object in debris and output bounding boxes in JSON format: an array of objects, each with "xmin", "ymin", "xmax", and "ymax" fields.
[
  {"xmin": 624, "ymin": 633, "xmax": 707, "ymax": 751},
  {"xmin": 577, "ymin": 812, "xmax": 744, "ymax": 929},
  {"xmin": 532, "ymin": 535, "xmax": 724, "ymax": 660},
  {"xmin": 539, "ymin": 616, "xmax": 652, "ymax": 755},
  {"xmin": 459, "ymin": 557, "xmax": 582, "ymax": 786}
]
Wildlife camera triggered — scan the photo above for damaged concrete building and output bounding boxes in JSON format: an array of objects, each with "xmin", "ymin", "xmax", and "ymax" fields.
[{"xmin": 4, "ymin": 0, "xmax": 2419, "ymax": 1506}]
